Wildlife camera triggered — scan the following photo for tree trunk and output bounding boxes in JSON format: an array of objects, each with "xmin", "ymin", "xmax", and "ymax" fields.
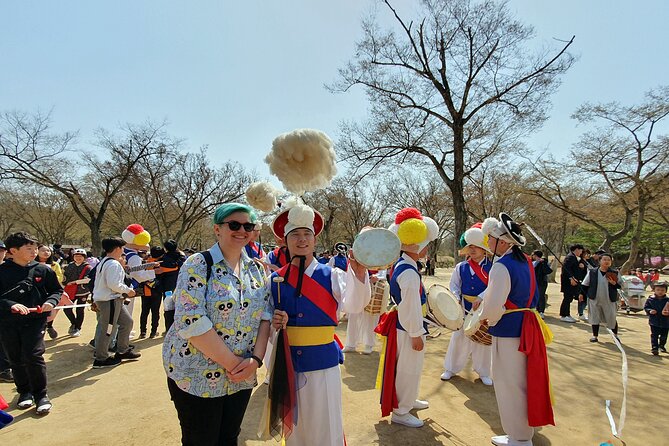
[
  {"xmin": 621, "ymin": 203, "xmax": 646, "ymax": 273},
  {"xmin": 450, "ymin": 124, "xmax": 467, "ymax": 260},
  {"xmin": 89, "ymin": 220, "xmax": 102, "ymax": 256}
]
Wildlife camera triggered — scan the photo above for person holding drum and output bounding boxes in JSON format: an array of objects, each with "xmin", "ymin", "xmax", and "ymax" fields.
[
  {"xmin": 480, "ymin": 213, "xmax": 554, "ymax": 446},
  {"xmin": 266, "ymin": 201, "xmax": 371, "ymax": 446},
  {"xmin": 441, "ymin": 224, "xmax": 494, "ymax": 385},
  {"xmin": 376, "ymin": 208, "xmax": 439, "ymax": 428}
]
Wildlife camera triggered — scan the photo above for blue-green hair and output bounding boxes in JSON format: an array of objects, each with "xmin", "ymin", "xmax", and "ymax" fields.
[{"xmin": 213, "ymin": 203, "xmax": 257, "ymax": 225}]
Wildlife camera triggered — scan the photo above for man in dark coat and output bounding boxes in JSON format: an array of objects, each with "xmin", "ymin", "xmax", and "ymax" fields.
[{"xmin": 560, "ymin": 244, "xmax": 587, "ymax": 322}]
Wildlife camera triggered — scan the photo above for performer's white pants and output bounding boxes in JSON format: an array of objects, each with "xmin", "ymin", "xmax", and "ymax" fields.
[
  {"xmin": 395, "ymin": 330, "xmax": 425, "ymax": 415},
  {"xmin": 491, "ymin": 337, "xmax": 534, "ymax": 442},
  {"xmin": 443, "ymin": 328, "xmax": 492, "ymax": 377},
  {"xmin": 344, "ymin": 311, "xmax": 379, "ymax": 348},
  {"xmin": 286, "ymin": 366, "xmax": 344, "ymax": 446}
]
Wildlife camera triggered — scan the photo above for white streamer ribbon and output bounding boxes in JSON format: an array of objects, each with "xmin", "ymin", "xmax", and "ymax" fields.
[{"xmin": 605, "ymin": 328, "xmax": 627, "ymax": 439}]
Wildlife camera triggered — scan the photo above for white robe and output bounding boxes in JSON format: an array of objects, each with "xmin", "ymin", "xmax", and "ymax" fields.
[
  {"xmin": 393, "ymin": 254, "xmax": 426, "ymax": 415},
  {"xmin": 442, "ymin": 260, "xmax": 492, "ymax": 378},
  {"xmin": 268, "ymin": 258, "xmax": 371, "ymax": 446},
  {"xmin": 480, "ymin": 250, "xmax": 534, "ymax": 443},
  {"xmin": 344, "ymin": 270, "xmax": 387, "ymax": 350}
]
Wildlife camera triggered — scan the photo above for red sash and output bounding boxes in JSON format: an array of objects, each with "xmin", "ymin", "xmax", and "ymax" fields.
[
  {"xmin": 277, "ymin": 264, "xmax": 338, "ymax": 324},
  {"xmin": 467, "ymin": 259, "xmax": 489, "ymax": 285},
  {"xmin": 374, "ymin": 310, "xmax": 399, "ymax": 417},
  {"xmin": 504, "ymin": 256, "xmax": 554, "ymax": 427}
]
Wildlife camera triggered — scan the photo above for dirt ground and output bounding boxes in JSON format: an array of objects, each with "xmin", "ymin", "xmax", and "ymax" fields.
[{"xmin": 0, "ymin": 268, "xmax": 665, "ymax": 445}]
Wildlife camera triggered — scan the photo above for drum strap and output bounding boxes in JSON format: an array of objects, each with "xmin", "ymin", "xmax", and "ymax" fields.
[{"xmin": 467, "ymin": 259, "xmax": 489, "ymax": 285}]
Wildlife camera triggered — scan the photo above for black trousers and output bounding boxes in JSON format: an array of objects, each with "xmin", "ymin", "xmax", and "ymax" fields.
[
  {"xmin": 167, "ymin": 378, "xmax": 252, "ymax": 446},
  {"xmin": 560, "ymin": 292, "xmax": 576, "ymax": 317},
  {"xmin": 63, "ymin": 294, "xmax": 89, "ymax": 330},
  {"xmin": 140, "ymin": 295, "xmax": 162, "ymax": 334},
  {"xmin": 537, "ymin": 282, "xmax": 548, "ymax": 313},
  {"xmin": 164, "ymin": 310, "xmax": 175, "ymax": 332},
  {"xmin": 650, "ymin": 325, "xmax": 669, "ymax": 350},
  {"xmin": 0, "ymin": 317, "xmax": 48, "ymax": 399}
]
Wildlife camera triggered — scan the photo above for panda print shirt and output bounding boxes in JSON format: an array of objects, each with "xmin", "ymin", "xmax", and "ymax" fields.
[{"xmin": 162, "ymin": 243, "xmax": 271, "ymax": 397}]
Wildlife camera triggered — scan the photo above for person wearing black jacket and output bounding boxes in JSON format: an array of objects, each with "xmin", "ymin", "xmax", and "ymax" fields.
[
  {"xmin": 160, "ymin": 240, "xmax": 185, "ymax": 332},
  {"xmin": 559, "ymin": 244, "xmax": 587, "ymax": 322},
  {"xmin": 531, "ymin": 250, "xmax": 553, "ymax": 318},
  {"xmin": 0, "ymin": 232, "xmax": 63, "ymax": 415},
  {"xmin": 644, "ymin": 281, "xmax": 669, "ymax": 355}
]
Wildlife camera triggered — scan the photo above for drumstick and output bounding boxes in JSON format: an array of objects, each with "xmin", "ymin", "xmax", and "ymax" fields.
[{"xmin": 273, "ymin": 276, "xmax": 284, "ymax": 305}]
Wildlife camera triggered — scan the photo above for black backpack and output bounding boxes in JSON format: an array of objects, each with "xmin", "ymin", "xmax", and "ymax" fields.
[{"xmin": 86, "ymin": 258, "xmax": 112, "ymax": 293}]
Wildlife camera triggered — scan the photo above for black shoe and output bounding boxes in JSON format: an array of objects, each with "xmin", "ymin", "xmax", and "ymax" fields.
[
  {"xmin": 149, "ymin": 331, "xmax": 157, "ymax": 338},
  {"xmin": 652, "ymin": 349, "xmax": 659, "ymax": 356},
  {"xmin": 35, "ymin": 396, "xmax": 52, "ymax": 415},
  {"xmin": 17, "ymin": 393, "xmax": 34, "ymax": 409},
  {"xmin": 46, "ymin": 326, "xmax": 58, "ymax": 339},
  {"xmin": 660, "ymin": 347, "xmax": 667, "ymax": 353},
  {"xmin": 0, "ymin": 369, "xmax": 13, "ymax": 383},
  {"xmin": 115, "ymin": 350, "xmax": 141, "ymax": 361},
  {"xmin": 92, "ymin": 356, "xmax": 122, "ymax": 368},
  {"xmin": 139, "ymin": 332, "xmax": 147, "ymax": 339}
]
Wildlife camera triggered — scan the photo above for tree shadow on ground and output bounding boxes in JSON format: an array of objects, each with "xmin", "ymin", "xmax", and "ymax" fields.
[
  {"xmin": 342, "ymin": 348, "xmax": 380, "ymax": 392},
  {"xmin": 374, "ymin": 416, "xmax": 469, "ymax": 446}
]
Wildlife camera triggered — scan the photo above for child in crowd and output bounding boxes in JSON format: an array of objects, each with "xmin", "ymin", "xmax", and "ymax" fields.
[{"xmin": 644, "ymin": 281, "xmax": 669, "ymax": 355}]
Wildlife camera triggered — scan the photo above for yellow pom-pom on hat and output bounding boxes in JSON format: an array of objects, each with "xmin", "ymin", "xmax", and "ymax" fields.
[
  {"xmin": 397, "ymin": 218, "xmax": 428, "ymax": 245},
  {"xmin": 122, "ymin": 224, "xmax": 151, "ymax": 247}
]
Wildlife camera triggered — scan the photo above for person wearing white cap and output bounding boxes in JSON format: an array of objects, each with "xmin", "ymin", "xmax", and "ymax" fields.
[
  {"xmin": 376, "ymin": 207, "xmax": 439, "ymax": 428},
  {"xmin": 480, "ymin": 213, "xmax": 555, "ymax": 446},
  {"xmin": 441, "ymin": 224, "xmax": 493, "ymax": 385},
  {"xmin": 266, "ymin": 201, "xmax": 371, "ymax": 446}
]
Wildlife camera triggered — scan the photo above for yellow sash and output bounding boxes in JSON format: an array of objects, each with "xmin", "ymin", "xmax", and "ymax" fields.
[
  {"xmin": 285, "ymin": 326, "xmax": 335, "ymax": 346},
  {"xmin": 503, "ymin": 308, "xmax": 554, "ymax": 345}
]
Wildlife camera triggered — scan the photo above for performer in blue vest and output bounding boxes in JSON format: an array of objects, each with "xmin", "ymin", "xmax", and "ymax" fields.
[
  {"xmin": 328, "ymin": 243, "xmax": 349, "ymax": 271},
  {"xmin": 375, "ymin": 208, "xmax": 439, "ymax": 429},
  {"xmin": 480, "ymin": 213, "xmax": 554, "ymax": 446},
  {"xmin": 441, "ymin": 224, "xmax": 493, "ymax": 385},
  {"xmin": 266, "ymin": 201, "xmax": 371, "ymax": 446}
]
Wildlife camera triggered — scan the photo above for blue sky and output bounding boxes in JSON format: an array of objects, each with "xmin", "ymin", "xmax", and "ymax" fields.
[{"xmin": 2, "ymin": 1, "xmax": 668, "ymax": 178}]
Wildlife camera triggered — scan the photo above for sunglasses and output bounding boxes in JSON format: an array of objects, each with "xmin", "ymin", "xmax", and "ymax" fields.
[{"xmin": 219, "ymin": 221, "xmax": 257, "ymax": 232}]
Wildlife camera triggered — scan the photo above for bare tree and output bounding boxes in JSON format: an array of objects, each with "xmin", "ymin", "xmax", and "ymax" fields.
[
  {"xmin": 570, "ymin": 86, "xmax": 669, "ymax": 272},
  {"xmin": 121, "ymin": 147, "xmax": 254, "ymax": 244},
  {"xmin": 330, "ymin": 0, "xmax": 574, "ymax": 258},
  {"xmin": 523, "ymin": 155, "xmax": 634, "ymax": 253},
  {"xmin": 0, "ymin": 111, "xmax": 175, "ymax": 252}
]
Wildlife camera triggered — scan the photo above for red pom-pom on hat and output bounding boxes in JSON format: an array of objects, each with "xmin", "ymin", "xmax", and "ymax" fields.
[
  {"xmin": 471, "ymin": 222, "xmax": 483, "ymax": 229},
  {"xmin": 126, "ymin": 224, "xmax": 144, "ymax": 235},
  {"xmin": 395, "ymin": 207, "xmax": 423, "ymax": 224}
]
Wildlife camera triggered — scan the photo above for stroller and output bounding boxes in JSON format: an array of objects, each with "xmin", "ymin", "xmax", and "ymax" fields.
[{"xmin": 618, "ymin": 275, "xmax": 647, "ymax": 314}]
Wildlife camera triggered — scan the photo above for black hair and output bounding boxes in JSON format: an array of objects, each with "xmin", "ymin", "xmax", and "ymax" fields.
[
  {"xmin": 532, "ymin": 250, "xmax": 544, "ymax": 258},
  {"xmin": 511, "ymin": 245, "xmax": 526, "ymax": 262},
  {"xmin": 599, "ymin": 252, "xmax": 613, "ymax": 260},
  {"xmin": 569, "ymin": 243, "xmax": 584, "ymax": 252},
  {"xmin": 4, "ymin": 231, "xmax": 39, "ymax": 250},
  {"xmin": 151, "ymin": 246, "xmax": 165, "ymax": 258},
  {"xmin": 101, "ymin": 237, "xmax": 127, "ymax": 254},
  {"xmin": 164, "ymin": 239, "xmax": 178, "ymax": 252},
  {"xmin": 37, "ymin": 244, "xmax": 58, "ymax": 264}
]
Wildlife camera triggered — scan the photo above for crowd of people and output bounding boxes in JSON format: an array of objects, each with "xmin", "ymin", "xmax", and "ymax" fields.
[{"xmin": 0, "ymin": 208, "xmax": 666, "ymax": 445}]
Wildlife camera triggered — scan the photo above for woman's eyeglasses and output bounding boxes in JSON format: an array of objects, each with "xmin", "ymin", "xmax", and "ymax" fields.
[{"xmin": 219, "ymin": 221, "xmax": 257, "ymax": 232}]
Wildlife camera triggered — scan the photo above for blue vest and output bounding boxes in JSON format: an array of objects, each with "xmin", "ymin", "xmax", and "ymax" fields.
[
  {"xmin": 244, "ymin": 242, "xmax": 262, "ymax": 259},
  {"xmin": 487, "ymin": 254, "xmax": 538, "ymax": 338},
  {"xmin": 123, "ymin": 248, "xmax": 140, "ymax": 288},
  {"xmin": 458, "ymin": 260, "xmax": 492, "ymax": 311},
  {"xmin": 333, "ymin": 254, "xmax": 348, "ymax": 271},
  {"xmin": 270, "ymin": 263, "xmax": 342, "ymax": 373},
  {"xmin": 389, "ymin": 258, "xmax": 427, "ymax": 333}
]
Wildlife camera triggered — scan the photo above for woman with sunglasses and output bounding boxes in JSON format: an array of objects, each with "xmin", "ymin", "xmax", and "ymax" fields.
[{"xmin": 162, "ymin": 203, "xmax": 271, "ymax": 446}]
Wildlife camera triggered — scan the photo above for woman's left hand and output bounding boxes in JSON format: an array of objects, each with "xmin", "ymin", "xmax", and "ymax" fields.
[
  {"xmin": 348, "ymin": 251, "xmax": 367, "ymax": 282},
  {"xmin": 228, "ymin": 357, "xmax": 258, "ymax": 383}
]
